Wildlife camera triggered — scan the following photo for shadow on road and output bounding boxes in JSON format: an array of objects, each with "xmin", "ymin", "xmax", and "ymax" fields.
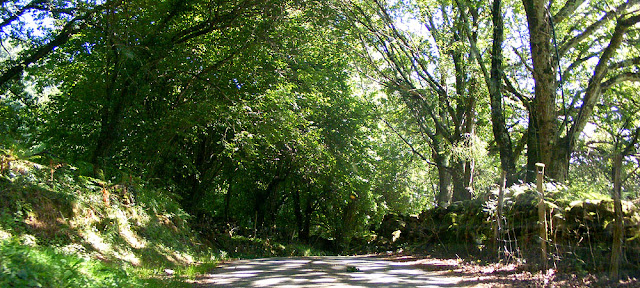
[{"xmin": 195, "ymin": 255, "xmax": 466, "ymax": 287}]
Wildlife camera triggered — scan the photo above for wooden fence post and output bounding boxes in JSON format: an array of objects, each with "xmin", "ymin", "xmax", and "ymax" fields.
[
  {"xmin": 536, "ymin": 163, "xmax": 548, "ymax": 271},
  {"xmin": 494, "ymin": 170, "xmax": 506, "ymax": 256},
  {"xmin": 610, "ymin": 154, "xmax": 624, "ymax": 280}
]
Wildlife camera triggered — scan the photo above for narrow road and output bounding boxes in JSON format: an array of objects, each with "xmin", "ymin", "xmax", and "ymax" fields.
[{"xmin": 195, "ymin": 255, "xmax": 465, "ymax": 287}]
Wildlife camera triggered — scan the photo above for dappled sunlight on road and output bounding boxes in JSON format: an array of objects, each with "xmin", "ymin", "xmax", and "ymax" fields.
[{"xmin": 196, "ymin": 256, "xmax": 464, "ymax": 287}]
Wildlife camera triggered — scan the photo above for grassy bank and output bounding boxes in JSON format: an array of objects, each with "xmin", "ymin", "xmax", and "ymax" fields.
[{"xmin": 0, "ymin": 148, "xmax": 217, "ymax": 287}]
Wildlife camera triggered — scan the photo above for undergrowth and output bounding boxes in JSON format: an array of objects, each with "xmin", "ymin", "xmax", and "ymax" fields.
[
  {"xmin": 0, "ymin": 147, "xmax": 216, "ymax": 287},
  {"xmin": 0, "ymin": 146, "xmax": 328, "ymax": 287},
  {"xmin": 0, "ymin": 237, "xmax": 138, "ymax": 288},
  {"xmin": 219, "ymin": 235, "xmax": 333, "ymax": 259}
]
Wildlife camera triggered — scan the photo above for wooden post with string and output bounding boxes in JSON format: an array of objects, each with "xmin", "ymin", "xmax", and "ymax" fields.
[
  {"xmin": 536, "ymin": 163, "xmax": 548, "ymax": 271},
  {"xmin": 610, "ymin": 153, "xmax": 624, "ymax": 280},
  {"xmin": 494, "ymin": 170, "xmax": 506, "ymax": 256}
]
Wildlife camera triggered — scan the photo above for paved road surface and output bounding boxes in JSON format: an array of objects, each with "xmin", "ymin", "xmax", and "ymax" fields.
[{"xmin": 196, "ymin": 256, "xmax": 465, "ymax": 287}]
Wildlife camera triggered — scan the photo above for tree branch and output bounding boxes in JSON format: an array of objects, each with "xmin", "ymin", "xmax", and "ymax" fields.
[
  {"xmin": 0, "ymin": 0, "xmax": 119, "ymax": 87},
  {"xmin": 601, "ymin": 72, "xmax": 640, "ymax": 91},
  {"xmin": 503, "ymin": 74, "xmax": 530, "ymax": 105},
  {"xmin": 0, "ymin": 19, "xmax": 80, "ymax": 86},
  {"xmin": 559, "ymin": 13, "xmax": 614, "ymax": 57},
  {"xmin": 553, "ymin": 0, "xmax": 588, "ymax": 24},
  {"xmin": 608, "ymin": 56, "xmax": 640, "ymax": 70},
  {"xmin": 568, "ymin": 13, "xmax": 640, "ymax": 149},
  {"xmin": 559, "ymin": 0, "xmax": 638, "ymax": 57},
  {"xmin": 622, "ymin": 126, "xmax": 640, "ymax": 156},
  {"xmin": 382, "ymin": 119, "xmax": 437, "ymax": 166},
  {"xmin": 0, "ymin": 0, "xmax": 47, "ymax": 30}
]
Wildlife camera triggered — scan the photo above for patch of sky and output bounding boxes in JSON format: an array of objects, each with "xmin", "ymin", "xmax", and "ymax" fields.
[
  {"xmin": 232, "ymin": 78, "xmax": 243, "ymax": 89},
  {"xmin": 1, "ymin": 4, "xmax": 54, "ymax": 39},
  {"xmin": 82, "ymin": 42, "xmax": 94, "ymax": 54}
]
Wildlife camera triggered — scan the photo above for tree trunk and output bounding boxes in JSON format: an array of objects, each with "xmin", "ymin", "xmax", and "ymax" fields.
[
  {"xmin": 183, "ymin": 137, "xmax": 210, "ymax": 212},
  {"xmin": 434, "ymin": 148, "xmax": 453, "ymax": 207},
  {"xmin": 254, "ymin": 173, "xmax": 287, "ymax": 235},
  {"xmin": 525, "ymin": 112, "xmax": 540, "ymax": 182},
  {"xmin": 523, "ymin": 0, "xmax": 558, "ymax": 181},
  {"xmin": 336, "ymin": 195, "xmax": 358, "ymax": 249},
  {"xmin": 301, "ymin": 199, "xmax": 313, "ymax": 242},
  {"xmin": 224, "ymin": 174, "xmax": 234, "ymax": 221},
  {"xmin": 254, "ymin": 189, "xmax": 268, "ymax": 234},
  {"xmin": 91, "ymin": 96, "xmax": 127, "ymax": 166},
  {"xmin": 550, "ymin": 138, "xmax": 571, "ymax": 183},
  {"xmin": 90, "ymin": 47, "xmax": 126, "ymax": 168},
  {"xmin": 293, "ymin": 187, "xmax": 304, "ymax": 239},
  {"xmin": 296, "ymin": 196, "xmax": 314, "ymax": 243},
  {"xmin": 289, "ymin": 179, "xmax": 315, "ymax": 243},
  {"xmin": 494, "ymin": 170, "xmax": 507, "ymax": 254},
  {"xmin": 463, "ymin": 159, "xmax": 474, "ymax": 195},
  {"xmin": 452, "ymin": 160, "xmax": 472, "ymax": 202},
  {"xmin": 489, "ymin": 0, "xmax": 517, "ymax": 185},
  {"xmin": 462, "ymin": 76, "xmax": 477, "ymax": 199}
]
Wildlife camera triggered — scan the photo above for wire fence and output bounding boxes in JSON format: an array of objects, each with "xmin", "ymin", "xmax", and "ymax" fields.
[
  {"xmin": 490, "ymin": 197, "xmax": 640, "ymax": 274},
  {"xmin": 383, "ymin": 187, "xmax": 640, "ymax": 276}
]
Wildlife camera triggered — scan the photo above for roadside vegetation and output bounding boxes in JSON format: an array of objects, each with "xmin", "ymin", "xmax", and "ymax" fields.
[
  {"xmin": 1, "ymin": 145, "xmax": 214, "ymax": 287},
  {"xmin": 0, "ymin": 145, "xmax": 336, "ymax": 287},
  {"xmin": 1, "ymin": 0, "xmax": 639, "ymax": 287}
]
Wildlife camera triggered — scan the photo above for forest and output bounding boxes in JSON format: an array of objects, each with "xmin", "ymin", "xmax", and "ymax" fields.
[{"xmin": 1, "ymin": 0, "xmax": 639, "ymax": 287}]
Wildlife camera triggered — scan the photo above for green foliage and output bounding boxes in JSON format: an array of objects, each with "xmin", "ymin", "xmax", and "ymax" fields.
[
  {"xmin": 563, "ymin": 180, "xmax": 612, "ymax": 204},
  {"xmin": 0, "ymin": 147, "xmax": 219, "ymax": 288},
  {"xmin": 0, "ymin": 92, "xmax": 40, "ymax": 152},
  {"xmin": 0, "ymin": 238, "xmax": 140, "ymax": 288},
  {"xmin": 14, "ymin": 0, "xmax": 403, "ymax": 247},
  {"xmin": 2, "ymin": 1, "xmax": 639, "ymax": 283},
  {"xmin": 218, "ymin": 236, "xmax": 332, "ymax": 259}
]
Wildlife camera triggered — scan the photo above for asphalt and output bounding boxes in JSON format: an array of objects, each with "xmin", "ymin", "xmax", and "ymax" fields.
[{"xmin": 195, "ymin": 255, "xmax": 464, "ymax": 287}]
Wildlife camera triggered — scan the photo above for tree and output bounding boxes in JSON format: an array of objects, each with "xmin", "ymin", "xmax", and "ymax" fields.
[
  {"xmin": 29, "ymin": 0, "xmax": 392, "ymax": 244},
  {"xmin": 344, "ymin": 0, "xmax": 488, "ymax": 206},
  {"xmin": 38, "ymin": 0, "xmax": 288, "ymax": 167},
  {"xmin": 518, "ymin": 0, "xmax": 640, "ymax": 181},
  {"xmin": 488, "ymin": 0, "xmax": 518, "ymax": 184},
  {"xmin": 0, "ymin": 0, "xmax": 119, "ymax": 88}
]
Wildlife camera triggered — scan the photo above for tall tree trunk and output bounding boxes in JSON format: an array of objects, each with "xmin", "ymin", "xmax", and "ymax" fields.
[
  {"xmin": 336, "ymin": 195, "xmax": 358, "ymax": 249},
  {"xmin": 489, "ymin": 0, "xmax": 517, "ymax": 185},
  {"xmin": 452, "ymin": 32, "xmax": 476, "ymax": 198},
  {"xmin": 183, "ymin": 137, "xmax": 209, "ymax": 212},
  {"xmin": 254, "ymin": 189, "xmax": 268, "ymax": 234},
  {"xmin": 522, "ymin": 0, "xmax": 558, "ymax": 180},
  {"xmin": 254, "ymin": 173, "xmax": 287, "ymax": 235},
  {"xmin": 462, "ymin": 75, "xmax": 477, "ymax": 198},
  {"xmin": 91, "ymin": 80, "xmax": 128, "ymax": 169}
]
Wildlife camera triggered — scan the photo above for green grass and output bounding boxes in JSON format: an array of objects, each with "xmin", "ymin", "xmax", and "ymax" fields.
[
  {"xmin": 0, "ymin": 148, "xmax": 219, "ymax": 288},
  {"xmin": 0, "ymin": 237, "xmax": 140, "ymax": 288}
]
